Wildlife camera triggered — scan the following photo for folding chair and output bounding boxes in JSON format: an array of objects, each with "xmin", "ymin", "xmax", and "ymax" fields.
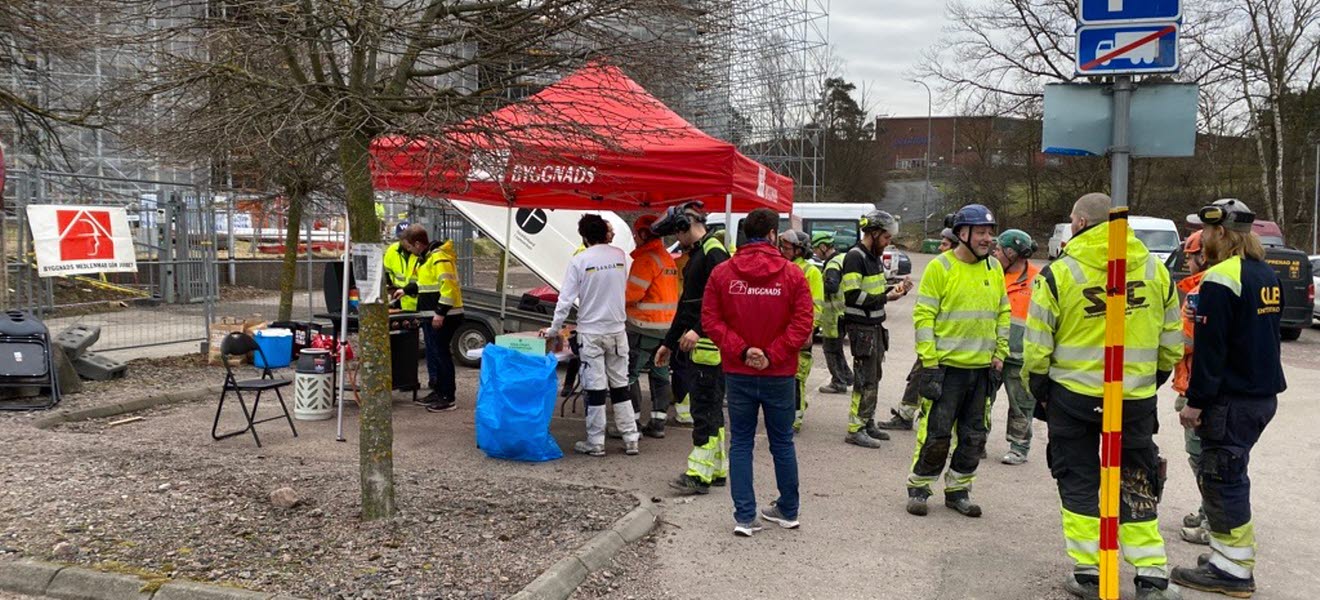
[
  {"xmin": 0, "ymin": 310, "xmax": 60, "ymax": 411},
  {"xmin": 212, "ymin": 332, "xmax": 297, "ymax": 447}
]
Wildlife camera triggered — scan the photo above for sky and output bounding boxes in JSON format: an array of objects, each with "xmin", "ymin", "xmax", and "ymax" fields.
[{"xmin": 828, "ymin": 0, "xmax": 960, "ymax": 119}]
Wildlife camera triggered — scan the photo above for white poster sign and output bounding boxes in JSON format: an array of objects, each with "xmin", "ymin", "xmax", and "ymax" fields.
[
  {"xmin": 351, "ymin": 244, "xmax": 386, "ymax": 303},
  {"xmin": 26, "ymin": 205, "xmax": 138, "ymax": 277}
]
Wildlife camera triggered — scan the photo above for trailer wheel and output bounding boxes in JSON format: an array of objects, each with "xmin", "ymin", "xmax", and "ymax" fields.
[
  {"xmin": 1281, "ymin": 327, "xmax": 1302, "ymax": 342},
  {"xmin": 452, "ymin": 320, "xmax": 494, "ymax": 368}
]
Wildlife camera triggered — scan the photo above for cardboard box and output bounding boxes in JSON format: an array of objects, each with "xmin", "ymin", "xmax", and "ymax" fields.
[
  {"xmin": 208, "ymin": 317, "xmax": 266, "ymax": 365},
  {"xmin": 495, "ymin": 332, "xmax": 550, "ymax": 356}
]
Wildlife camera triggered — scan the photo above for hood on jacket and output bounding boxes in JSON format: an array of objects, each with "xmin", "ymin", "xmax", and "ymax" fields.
[
  {"xmin": 1064, "ymin": 224, "xmax": 1152, "ymax": 276},
  {"xmin": 427, "ymin": 239, "xmax": 455, "ymax": 259},
  {"xmin": 730, "ymin": 242, "xmax": 791, "ymax": 280}
]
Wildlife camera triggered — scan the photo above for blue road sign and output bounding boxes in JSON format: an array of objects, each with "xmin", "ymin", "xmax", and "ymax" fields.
[
  {"xmin": 1080, "ymin": 0, "xmax": 1180, "ymax": 25},
  {"xmin": 1076, "ymin": 24, "xmax": 1180, "ymax": 76}
]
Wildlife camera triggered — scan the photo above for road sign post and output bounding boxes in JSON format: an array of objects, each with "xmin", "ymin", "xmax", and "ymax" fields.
[{"xmin": 1076, "ymin": 0, "xmax": 1181, "ymax": 597}]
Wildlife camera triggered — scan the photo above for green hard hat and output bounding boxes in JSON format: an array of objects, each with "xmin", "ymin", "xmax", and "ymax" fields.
[
  {"xmin": 811, "ymin": 231, "xmax": 835, "ymax": 247},
  {"xmin": 997, "ymin": 229, "xmax": 1037, "ymax": 257}
]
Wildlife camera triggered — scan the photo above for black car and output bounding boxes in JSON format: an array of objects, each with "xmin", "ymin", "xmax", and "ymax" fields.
[{"xmin": 1167, "ymin": 245, "xmax": 1315, "ymax": 341}]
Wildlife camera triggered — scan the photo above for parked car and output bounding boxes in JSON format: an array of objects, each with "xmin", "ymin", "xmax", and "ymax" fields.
[
  {"xmin": 1311, "ymin": 255, "xmax": 1320, "ymax": 323},
  {"xmin": 1048, "ymin": 223, "xmax": 1072, "ymax": 259},
  {"xmin": 1130, "ymin": 216, "xmax": 1182, "ymax": 264},
  {"xmin": 1168, "ymin": 242, "xmax": 1315, "ymax": 341}
]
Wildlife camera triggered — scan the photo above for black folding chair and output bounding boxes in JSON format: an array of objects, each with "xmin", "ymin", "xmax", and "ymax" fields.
[
  {"xmin": 0, "ymin": 310, "xmax": 60, "ymax": 411},
  {"xmin": 212, "ymin": 332, "xmax": 297, "ymax": 447}
]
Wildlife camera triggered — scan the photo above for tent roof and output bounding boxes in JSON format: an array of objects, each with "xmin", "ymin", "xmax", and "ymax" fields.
[{"xmin": 369, "ymin": 63, "xmax": 793, "ymax": 213}]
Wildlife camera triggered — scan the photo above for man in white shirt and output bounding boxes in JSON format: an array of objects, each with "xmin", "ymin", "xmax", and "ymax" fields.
[{"xmin": 543, "ymin": 214, "xmax": 641, "ymax": 456}]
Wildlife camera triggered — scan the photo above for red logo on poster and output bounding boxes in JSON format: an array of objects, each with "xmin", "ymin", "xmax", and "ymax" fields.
[{"xmin": 57, "ymin": 209, "xmax": 115, "ymax": 260}]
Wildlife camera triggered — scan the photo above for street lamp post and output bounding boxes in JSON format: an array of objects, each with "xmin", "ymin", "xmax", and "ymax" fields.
[
  {"xmin": 1313, "ymin": 140, "xmax": 1319, "ymax": 255},
  {"xmin": 913, "ymin": 80, "xmax": 933, "ymax": 237}
]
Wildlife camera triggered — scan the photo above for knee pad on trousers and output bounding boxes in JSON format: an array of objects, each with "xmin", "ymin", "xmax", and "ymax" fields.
[
  {"xmin": 609, "ymin": 386, "xmax": 631, "ymax": 407},
  {"xmin": 1120, "ymin": 463, "xmax": 1163, "ymax": 521},
  {"xmin": 586, "ymin": 389, "xmax": 608, "ymax": 407},
  {"xmin": 964, "ymin": 430, "xmax": 987, "ymax": 453},
  {"xmin": 1197, "ymin": 447, "xmax": 1246, "ymax": 484},
  {"xmin": 918, "ymin": 437, "xmax": 952, "ymax": 472}
]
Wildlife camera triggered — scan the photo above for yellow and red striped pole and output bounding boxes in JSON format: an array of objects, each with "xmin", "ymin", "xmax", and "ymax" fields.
[{"xmin": 1099, "ymin": 207, "xmax": 1129, "ymax": 599}]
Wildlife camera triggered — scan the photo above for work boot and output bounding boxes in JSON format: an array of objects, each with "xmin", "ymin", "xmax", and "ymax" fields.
[
  {"xmin": 906, "ymin": 488, "xmax": 930, "ymax": 516},
  {"xmin": 1135, "ymin": 581, "xmax": 1182, "ymax": 600},
  {"xmin": 944, "ymin": 493, "xmax": 982, "ymax": 518},
  {"xmin": 668, "ymin": 474, "xmax": 710, "ymax": 496},
  {"xmin": 817, "ymin": 381, "xmax": 848, "ymax": 394},
  {"xmin": 624, "ymin": 440, "xmax": 640, "ymax": 456},
  {"xmin": 865, "ymin": 420, "xmax": 893, "ymax": 440},
  {"xmin": 1001, "ymin": 450, "xmax": 1028, "ymax": 465},
  {"xmin": 573, "ymin": 441, "xmax": 605, "ymax": 457},
  {"xmin": 1181, "ymin": 525, "xmax": 1210, "ymax": 545},
  {"xmin": 1183, "ymin": 510, "xmax": 1206, "ymax": 528},
  {"xmin": 1171, "ymin": 563, "xmax": 1255, "ymax": 598},
  {"xmin": 1063, "ymin": 574, "xmax": 1101, "ymax": 599},
  {"xmin": 640, "ymin": 419, "xmax": 666, "ymax": 439},
  {"xmin": 845, "ymin": 431, "xmax": 883, "ymax": 448},
  {"xmin": 607, "ymin": 420, "xmax": 641, "ymax": 439},
  {"xmin": 711, "ymin": 476, "xmax": 727, "ymax": 487},
  {"xmin": 668, "ymin": 415, "xmax": 694, "ymax": 427},
  {"xmin": 875, "ymin": 412, "xmax": 913, "ymax": 431}
]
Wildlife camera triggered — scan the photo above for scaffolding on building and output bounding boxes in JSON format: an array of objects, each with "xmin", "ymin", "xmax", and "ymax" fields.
[{"xmin": 679, "ymin": 0, "xmax": 829, "ymax": 202}]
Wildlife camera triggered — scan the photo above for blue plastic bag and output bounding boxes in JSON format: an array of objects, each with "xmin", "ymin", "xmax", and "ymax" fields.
[{"xmin": 475, "ymin": 344, "xmax": 563, "ymax": 462}]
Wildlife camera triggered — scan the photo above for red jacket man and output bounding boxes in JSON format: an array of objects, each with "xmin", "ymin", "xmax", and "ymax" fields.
[{"xmin": 698, "ymin": 208, "xmax": 814, "ymax": 535}]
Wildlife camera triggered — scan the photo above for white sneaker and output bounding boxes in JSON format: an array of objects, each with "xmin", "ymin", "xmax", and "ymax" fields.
[
  {"xmin": 624, "ymin": 440, "xmax": 639, "ymax": 456},
  {"xmin": 1001, "ymin": 451, "xmax": 1028, "ymax": 465},
  {"xmin": 733, "ymin": 518, "xmax": 765, "ymax": 537},
  {"xmin": 573, "ymin": 441, "xmax": 605, "ymax": 457}
]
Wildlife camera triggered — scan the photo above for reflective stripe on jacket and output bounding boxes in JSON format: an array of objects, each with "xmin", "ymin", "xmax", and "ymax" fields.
[
  {"xmin": 416, "ymin": 240, "xmax": 464, "ymax": 316},
  {"xmin": 839, "ymin": 243, "xmax": 887, "ymax": 324},
  {"xmin": 1005, "ymin": 261, "xmax": 1041, "ymax": 364},
  {"xmin": 1022, "ymin": 225, "xmax": 1181, "ymax": 399},
  {"xmin": 626, "ymin": 239, "xmax": 679, "ymax": 332},
  {"xmin": 1172, "ymin": 272, "xmax": 1205, "ymax": 394},
  {"xmin": 913, "ymin": 251, "xmax": 1011, "ymax": 369},
  {"xmin": 383, "ymin": 241, "xmax": 419, "ymax": 311},
  {"xmin": 792, "ymin": 257, "xmax": 825, "ymax": 327},
  {"xmin": 821, "ymin": 252, "xmax": 845, "ymax": 337},
  {"xmin": 664, "ymin": 233, "xmax": 729, "ymax": 351}
]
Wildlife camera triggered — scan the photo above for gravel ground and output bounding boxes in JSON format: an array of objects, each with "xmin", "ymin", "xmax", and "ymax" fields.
[
  {"xmin": 0, "ymin": 371, "xmax": 640, "ymax": 599},
  {"xmin": 0, "ymin": 354, "xmax": 226, "ymax": 424},
  {"xmin": 571, "ymin": 529, "xmax": 673, "ymax": 600}
]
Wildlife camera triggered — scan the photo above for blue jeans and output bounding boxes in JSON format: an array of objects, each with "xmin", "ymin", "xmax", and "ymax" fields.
[{"xmin": 726, "ymin": 373, "xmax": 799, "ymax": 525}]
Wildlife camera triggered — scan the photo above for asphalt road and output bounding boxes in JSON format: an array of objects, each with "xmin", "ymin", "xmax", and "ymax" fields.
[
  {"xmin": 123, "ymin": 251, "xmax": 1320, "ymax": 600},
  {"xmin": 879, "ymin": 179, "xmax": 946, "ymax": 238}
]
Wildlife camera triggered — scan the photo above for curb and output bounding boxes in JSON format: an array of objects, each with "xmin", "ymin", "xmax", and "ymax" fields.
[
  {"xmin": 32, "ymin": 387, "xmax": 220, "ymax": 430},
  {"xmin": 0, "ymin": 560, "xmax": 306, "ymax": 600},
  {"xmin": 509, "ymin": 493, "xmax": 660, "ymax": 600}
]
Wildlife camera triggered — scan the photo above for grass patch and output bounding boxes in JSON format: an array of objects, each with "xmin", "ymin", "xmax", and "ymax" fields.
[{"xmin": 93, "ymin": 560, "xmax": 173, "ymax": 593}]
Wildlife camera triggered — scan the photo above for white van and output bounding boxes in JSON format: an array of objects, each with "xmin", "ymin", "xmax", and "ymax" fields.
[
  {"xmin": 1130, "ymin": 216, "xmax": 1181, "ymax": 263},
  {"xmin": 706, "ymin": 203, "xmax": 882, "ymax": 251}
]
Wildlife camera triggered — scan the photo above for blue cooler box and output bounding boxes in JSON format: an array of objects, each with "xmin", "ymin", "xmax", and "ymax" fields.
[{"xmin": 253, "ymin": 329, "xmax": 293, "ymax": 369}]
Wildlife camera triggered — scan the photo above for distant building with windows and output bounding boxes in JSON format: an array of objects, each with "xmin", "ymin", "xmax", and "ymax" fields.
[{"xmin": 874, "ymin": 115, "xmax": 1050, "ymax": 171}]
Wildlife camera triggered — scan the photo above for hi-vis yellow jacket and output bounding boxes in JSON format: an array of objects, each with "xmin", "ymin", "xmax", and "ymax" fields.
[
  {"xmin": 416, "ymin": 240, "xmax": 464, "ymax": 316},
  {"xmin": 1022, "ymin": 225, "xmax": 1182, "ymax": 399},
  {"xmin": 913, "ymin": 251, "xmax": 1010, "ymax": 369}
]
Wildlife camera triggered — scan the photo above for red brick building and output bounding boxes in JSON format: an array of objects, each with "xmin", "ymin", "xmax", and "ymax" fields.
[{"xmin": 874, "ymin": 116, "xmax": 1043, "ymax": 170}]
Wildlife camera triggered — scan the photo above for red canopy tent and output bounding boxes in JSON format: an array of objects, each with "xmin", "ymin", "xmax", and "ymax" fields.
[{"xmin": 369, "ymin": 63, "xmax": 794, "ymax": 213}]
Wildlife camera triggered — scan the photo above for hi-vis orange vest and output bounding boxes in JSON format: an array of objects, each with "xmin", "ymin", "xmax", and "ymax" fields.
[
  {"xmin": 626, "ymin": 238, "xmax": 679, "ymax": 332},
  {"xmin": 1173, "ymin": 271, "xmax": 1205, "ymax": 395}
]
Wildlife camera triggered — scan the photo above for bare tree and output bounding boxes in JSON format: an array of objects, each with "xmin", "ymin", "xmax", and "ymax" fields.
[{"xmin": 128, "ymin": 0, "xmax": 702, "ymax": 520}]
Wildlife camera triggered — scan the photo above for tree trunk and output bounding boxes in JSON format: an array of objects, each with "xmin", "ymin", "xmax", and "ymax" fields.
[
  {"xmin": 1242, "ymin": 73, "xmax": 1275, "ymax": 221},
  {"xmin": 277, "ymin": 189, "xmax": 306, "ymax": 322},
  {"xmin": 1269, "ymin": 87, "xmax": 1287, "ymax": 231},
  {"xmin": 338, "ymin": 129, "xmax": 395, "ymax": 521}
]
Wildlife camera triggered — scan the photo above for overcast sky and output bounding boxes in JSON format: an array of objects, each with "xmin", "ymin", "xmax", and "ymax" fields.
[{"xmin": 829, "ymin": 0, "xmax": 957, "ymax": 119}]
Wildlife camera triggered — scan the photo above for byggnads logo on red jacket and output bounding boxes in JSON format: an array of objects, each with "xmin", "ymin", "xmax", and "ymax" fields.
[{"xmin": 728, "ymin": 280, "xmax": 783, "ymax": 296}]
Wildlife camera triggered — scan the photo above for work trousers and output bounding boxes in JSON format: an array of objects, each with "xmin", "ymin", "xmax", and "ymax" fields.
[
  {"xmin": 684, "ymin": 360, "xmax": 727, "ymax": 484},
  {"xmin": 846, "ymin": 323, "xmax": 885, "ymax": 433},
  {"xmin": 1002, "ymin": 362, "xmax": 1034, "ymax": 456},
  {"xmin": 669, "ymin": 348, "xmax": 694, "ymax": 423},
  {"xmin": 907, "ymin": 366, "xmax": 989, "ymax": 498},
  {"xmin": 727, "ymin": 374, "xmax": 798, "ymax": 525},
  {"xmin": 793, "ymin": 348, "xmax": 812, "ymax": 431},
  {"xmin": 627, "ymin": 330, "xmax": 672, "ymax": 421},
  {"xmin": 423, "ymin": 317, "xmax": 461, "ymax": 400},
  {"xmin": 1047, "ymin": 388, "xmax": 1168, "ymax": 585},
  {"xmin": 894, "ymin": 358, "xmax": 923, "ymax": 422},
  {"xmin": 821, "ymin": 323, "xmax": 852, "ymax": 387},
  {"xmin": 579, "ymin": 332, "xmax": 638, "ymax": 446},
  {"xmin": 1197, "ymin": 396, "xmax": 1276, "ymax": 580},
  {"xmin": 1173, "ymin": 395, "xmax": 1203, "ymax": 475}
]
